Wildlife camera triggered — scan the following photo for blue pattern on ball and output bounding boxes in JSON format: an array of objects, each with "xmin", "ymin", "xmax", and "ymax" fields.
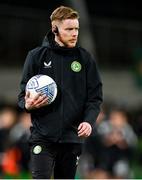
[{"xmin": 36, "ymin": 83, "xmax": 55, "ymax": 104}]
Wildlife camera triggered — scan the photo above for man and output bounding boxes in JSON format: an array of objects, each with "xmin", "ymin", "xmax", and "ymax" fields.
[{"xmin": 18, "ymin": 5, "xmax": 103, "ymax": 179}]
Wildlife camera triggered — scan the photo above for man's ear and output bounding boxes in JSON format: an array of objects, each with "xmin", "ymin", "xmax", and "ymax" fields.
[{"xmin": 52, "ymin": 26, "xmax": 59, "ymax": 35}]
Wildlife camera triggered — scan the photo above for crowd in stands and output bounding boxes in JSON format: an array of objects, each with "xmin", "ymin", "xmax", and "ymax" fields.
[
  {"xmin": 0, "ymin": 100, "xmax": 142, "ymax": 179},
  {"xmin": 0, "ymin": 102, "xmax": 31, "ymax": 178}
]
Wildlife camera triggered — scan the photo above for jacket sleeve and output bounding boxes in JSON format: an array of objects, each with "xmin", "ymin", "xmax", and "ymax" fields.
[
  {"xmin": 83, "ymin": 52, "xmax": 103, "ymax": 127},
  {"xmin": 18, "ymin": 51, "xmax": 39, "ymax": 111}
]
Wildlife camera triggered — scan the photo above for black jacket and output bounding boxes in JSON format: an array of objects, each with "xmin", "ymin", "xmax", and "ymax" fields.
[{"xmin": 18, "ymin": 31, "xmax": 103, "ymax": 144}]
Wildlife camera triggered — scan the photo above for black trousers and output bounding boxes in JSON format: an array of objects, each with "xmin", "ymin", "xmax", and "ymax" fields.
[{"xmin": 30, "ymin": 143, "xmax": 82, "ymax": 179}]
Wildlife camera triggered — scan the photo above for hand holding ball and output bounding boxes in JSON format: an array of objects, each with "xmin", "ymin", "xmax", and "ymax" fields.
[{"xmin": 26, "ymin": 75, "xmax": 57, "ymax": 106}]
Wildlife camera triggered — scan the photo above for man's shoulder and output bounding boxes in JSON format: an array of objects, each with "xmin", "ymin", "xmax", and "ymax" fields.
[
  {"xmin": 79, "ymin": 47, "xmax": 89, "ymax": 55},
  {"xmin": 79, "ymin": 47, "xmax": 95, "ymax": 63},
  {"xmin": 29, "ymin": 46, "xmax": 48, "ymax": 55}
]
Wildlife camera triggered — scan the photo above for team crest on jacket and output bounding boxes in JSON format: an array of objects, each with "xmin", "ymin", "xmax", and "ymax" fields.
[
  {"xmin": 71, "ymin": 61, "xmax": 82, "ymax": 72},
  {"xmin": 33, "ymin": 145, "xmax": 42, "ymax": 154}
]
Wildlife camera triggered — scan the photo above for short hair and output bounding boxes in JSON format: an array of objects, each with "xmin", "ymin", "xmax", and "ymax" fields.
[{"xmin": 50, "ymin": 6, "xmax": 79, "ymax": 22}]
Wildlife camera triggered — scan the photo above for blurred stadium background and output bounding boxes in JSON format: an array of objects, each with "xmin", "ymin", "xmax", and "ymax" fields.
[{"xmin": 0, "ymin": 0, "xmax": 142, "ymax": 179}]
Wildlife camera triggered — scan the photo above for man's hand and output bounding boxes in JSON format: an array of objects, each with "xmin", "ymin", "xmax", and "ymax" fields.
[
  {"xmin": 78, "ymin": 122, "xmax": 92, "ymax": 137},
  {"xmin": 25, "ymin": 91, "xmax": 48, "ymax": 110}
]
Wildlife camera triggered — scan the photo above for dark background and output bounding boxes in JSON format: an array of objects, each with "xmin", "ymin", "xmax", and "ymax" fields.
[{"xmin": 1, "ymin": 0, "xmax": 142, "ymax": 69}]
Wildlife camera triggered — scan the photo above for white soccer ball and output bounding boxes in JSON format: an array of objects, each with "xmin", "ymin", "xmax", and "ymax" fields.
[{"xmin": 26, "ymin": 74, "xmax": 57, "ymax": 105}]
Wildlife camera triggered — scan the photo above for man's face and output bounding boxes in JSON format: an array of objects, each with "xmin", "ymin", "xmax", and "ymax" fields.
[{"xmin": 56, "ymin": 19, "xmax": 79, "ymax": 48}]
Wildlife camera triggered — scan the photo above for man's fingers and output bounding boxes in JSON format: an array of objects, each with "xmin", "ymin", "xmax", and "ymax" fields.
[
  {"xmin": 35, "ymin": 97, "xmax": 48, "ymax": 108},
  {"xmin": 78, "ymin": 122, "xmax": 92, "ymax": 137},
  {"xmin": 33, "ymin": 94, "xmax": 46, "ymax": 104},
  {"xmin": 33, "ymin": 93, "xmax": 41, "ymax": 101},
  {"xmin": 78, "ymin": 123, "xmax": 83, "ymax": 131},
  {"xmin": 78, "ymin": 129, "xmax": 91, "ymax": 137},
  {"xmin": 78, "ymin": 125, "xmax": 87, "ymax": 135},
  {"xmin": 25, "ymin": 91, "xmax": 30, "ymax": 100},
  {"xmin": 78, "ymin": 128, "xmax": 89, "ymax": 136},
  {"xmin": 25, "ymin": 92, "xmax": 46, "ymax": 110}
]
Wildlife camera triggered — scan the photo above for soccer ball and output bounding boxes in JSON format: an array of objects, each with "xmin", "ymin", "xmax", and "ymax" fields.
[{"xmin": 26, "ymin": 74, "xmax": 57, "ymax": 105}]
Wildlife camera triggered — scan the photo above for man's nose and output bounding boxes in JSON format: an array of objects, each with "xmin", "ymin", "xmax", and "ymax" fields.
[{"xmin": 72, "ymin": 30, "xmax": 78, "ymax": 36}]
